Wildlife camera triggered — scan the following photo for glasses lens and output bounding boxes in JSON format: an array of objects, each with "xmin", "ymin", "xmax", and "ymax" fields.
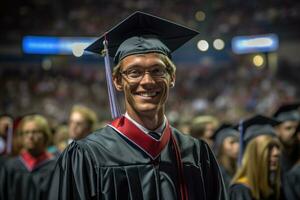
[
  {"xmin": 126, "ymin": 69, "xmax": 143, "ymax": 79},
  {"xmin": 122, "ymin": 67, "xmax": 167, "ymax": 81},
  {"xmin": 150, "ymin": 68, "xmax": 166, "ymax": 77}
]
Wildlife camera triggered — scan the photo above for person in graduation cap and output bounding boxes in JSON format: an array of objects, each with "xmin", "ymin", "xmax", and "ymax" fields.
[
  {"xmin": 213, "ymin": 124, "xmax": 239, "ymax": 192},
  {"xmin": 283, "ymin": 123, "xmax": 300, "ymax": 200},
  {"xmin": 229, "ymin": 115, "xmax": 282, "ymax": 200},
  {"xmin": 47, "ymin": 11, "xmax": 226, "ymax": 200},
  {"xmin": 273, "ymin": 102, "xmax": 300, "ymax": 174},
  {"xmin": 0, "ymin": 114, "xmax": 56, "ymax": 200}
]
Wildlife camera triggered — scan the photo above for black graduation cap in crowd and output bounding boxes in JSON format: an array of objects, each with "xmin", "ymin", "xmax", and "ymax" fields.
[
  {"xmin": 273, "ymin": 102, "xmax": 300, "ymax": 122},
  {"xmin": 84, "ymin": 11, "xmax": 199, "ymax": 119},
  {"xmin": 85, "ymin": 11, "xmax": 199, "ymax": 64},
  {"xmin": 237, "ymin": 115, "xmax": 280, "ymax": 165},
  {"xmin": 242, "ymin": 115, "xmax": 279, "ymax": 146},
  {"xmin": 213, "ymin": 124, "xmax": 239, "ymax": 154}
]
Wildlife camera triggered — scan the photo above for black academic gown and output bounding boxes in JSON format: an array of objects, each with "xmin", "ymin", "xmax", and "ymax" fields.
[
  {"xmin": 284, "ymin": 164, "xmax": 300, "ymax": 200},
  {"xmin": 280, "ymin": 149, "xmax": 298, "ymax": 176},
  {"xmin": 229, "ymin": 184, "xmax": 252, "ymax": 200},
  {"xmin": 47, "ymin": 125, "xmax": 227, "ymax": 200},
  {"xmin": 229, "ymin": 183, "xmax": 277, "ymax": 200},
  {"xmin": 219, "ymin": 165, "xmax": 232, "ymax": 192},
  {"xmin": 0, "ymin": 155, "xmax": 56, "ymax": 200}
]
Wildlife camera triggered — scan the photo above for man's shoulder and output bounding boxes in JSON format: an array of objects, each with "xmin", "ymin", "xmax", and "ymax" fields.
[
  {"xmin": 76, "ymin": 125, "xmax": 117, "ymax": 145},
  {"xmin": 1, "ymin": 156, "xmax": 24, "ymax": 171},
  {"xmin": 69, "ymin": 125, "xmax": 118, "ymax": 152}
]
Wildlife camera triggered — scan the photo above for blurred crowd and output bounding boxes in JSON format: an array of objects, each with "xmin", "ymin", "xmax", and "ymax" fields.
[
  {"xmin": 0, "ymin": 60, "xmax": 300, "ymax": 199},
  {"xmin": 1, "ymin": 60, "xmax": 299, "ymax": 127},
  {"xmin": 1, "ymin": 0, "xmax": 300, "ymax": 44}
]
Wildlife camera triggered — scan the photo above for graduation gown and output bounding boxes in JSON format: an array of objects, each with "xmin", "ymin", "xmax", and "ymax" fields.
[
  {"xmin": 219, "ymin": 165, "xmax": 232, "ymax": 192},
  {"xmin": 0, "ymin": 151, "xmax": 56, "ymax": 200},
  {"xmin": 48, "ymin": 116, "xmax": 226, "ymax": 200},
  {"xmin": 229, "ymin": 184, "xmax": 252, "ymax": 200},
  {"xmin": 280, "ymin": 150, "xmax": 297, "ymax": 175},
  {"xmin": 284, "ymin": 164, "xmax": 300, "ymax": 200},
  {"xmin": 229, "ymin": 183, "xmax": 277, "ymax": 200}
]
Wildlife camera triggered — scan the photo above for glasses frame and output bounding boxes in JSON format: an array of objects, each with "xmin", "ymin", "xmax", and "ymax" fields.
[{"xmin": 120, "ymin": 67, "xmax": 169, "ymax": 82}]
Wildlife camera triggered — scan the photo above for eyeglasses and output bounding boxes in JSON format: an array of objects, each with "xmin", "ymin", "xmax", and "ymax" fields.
[{"xmin": 120, "ymin": 67, "xmax": 168, "ymax": 82}]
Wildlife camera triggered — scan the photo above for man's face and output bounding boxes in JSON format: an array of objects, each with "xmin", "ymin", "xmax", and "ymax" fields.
[
  {"xmin": 203, "ymin": 123, "xmax": 217, "ymax": 139},
  {"xmin": 68, "ymin": 111, "xmax": 90, "ymax": 140},
  {"xmin": 114, "ymin": 53, "xmax": 175, "ymax": 117},
  {"xmin": 276, "ymin": 121, "xmax": 299, "ymax": 147},
  {"xmin": 22, "ymin": 121, "xmax": 46, "ymax": 154}
]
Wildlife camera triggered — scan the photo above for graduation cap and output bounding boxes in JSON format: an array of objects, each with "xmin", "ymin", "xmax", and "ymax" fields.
[
  {"xmin": 85, "ymin": 11, "xmax": 199, "ymax": 119},
  {"xmin": 213, "ymin": 124, "xmax": 239, "ymax": 154},
  {"xmin": 237, "ymin": 115, "xmax": 279, "ymax": 165},
  {"xmin": 242, "ymin": 115, "xmax": 279, "ymax": 145},
  {"xmin": 273, "ymin": 102, "xmax": 300, "ymax": 122},
  {"xmin": 85, "ymin": 11, "xmax": 199, "ymax": 63}
]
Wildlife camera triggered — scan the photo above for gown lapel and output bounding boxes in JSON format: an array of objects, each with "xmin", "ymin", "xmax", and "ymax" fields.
[{"xmin": 109, "ymin": 116, "xmax": 171, "ymax": 160}]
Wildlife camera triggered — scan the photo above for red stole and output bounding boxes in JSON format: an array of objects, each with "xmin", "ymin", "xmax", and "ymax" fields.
[
  {"xmin": 20, "ymin": 150, "xmax": 53, "ymax": 171},
  {"xmin": 109, "ymin": 116, "xmax": 171, "ymax": 160},
  {"xmin": 109, "ymin": 116, "xmax": 189, "ymax": 200}
]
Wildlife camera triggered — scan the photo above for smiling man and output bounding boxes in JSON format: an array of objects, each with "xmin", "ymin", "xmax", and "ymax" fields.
[{"xmin": 48, "ymin": 11, "xmax": 226, "ymax": 200}]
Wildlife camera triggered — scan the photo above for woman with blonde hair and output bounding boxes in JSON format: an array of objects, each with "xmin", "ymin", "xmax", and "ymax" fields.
[
  {"xmin": 0, "ymin": 114, "xmax": 56, "ymax": 200},
  {"xmin": 229, "ymin": 115, "xmax": 282, "ymax": 200}
]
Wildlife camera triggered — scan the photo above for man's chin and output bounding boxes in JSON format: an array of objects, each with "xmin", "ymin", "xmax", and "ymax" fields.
[{"xmin": 136, "ymin": 104, "xmax": 159, "ymax": 113}]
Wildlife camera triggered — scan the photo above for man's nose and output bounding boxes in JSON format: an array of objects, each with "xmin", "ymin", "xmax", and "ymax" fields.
[{"xmin": 140, "ymin": 72, "xmax": 156, "ymax": 84}]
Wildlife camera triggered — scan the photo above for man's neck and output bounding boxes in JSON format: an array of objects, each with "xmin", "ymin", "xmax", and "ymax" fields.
[{"xmin": 126, "ymin": 110, "xmax": 165, "ymax": 130}]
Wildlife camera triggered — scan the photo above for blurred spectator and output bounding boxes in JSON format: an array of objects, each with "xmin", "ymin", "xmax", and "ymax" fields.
[
  {"xmin": 68, "ymin": 104, "xmax": 98, "ymax": 141},
  {"xmin": 273, "ymin": 103, "xmax": 300, "ymax": 174},
  {"xmin": 190, "ymin": 115, "xmax": 219, "ymax": 147},
  {"xmin": 229, "ymin": 115, "xmax": 282, "ymax": 200},
  {"xmin": 213, "ymin": 124, "xmax": 239, "ymax": 192},
  {"xmin": 284, "ymin": 123, "xmax": 300, "ymax": 200},
  {"xmin": 47, "ymin": 124, "xmax": 69, "ymax": 156},
  {"xmin": 0, "ymin": 114, "xmax": 56, "ymax": 200},
  {"xmin": 229, "ymin": 135, "xmax": 281, "ymax": 200}
]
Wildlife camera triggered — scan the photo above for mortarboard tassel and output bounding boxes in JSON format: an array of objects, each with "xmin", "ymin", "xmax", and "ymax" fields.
[
  {"xmin": 102, "ymin": 35, "xmax": 122, "ymax": 119},
  {"xmin": 237, "ymin": 119, "xmax": 244, "ymax": 166}
]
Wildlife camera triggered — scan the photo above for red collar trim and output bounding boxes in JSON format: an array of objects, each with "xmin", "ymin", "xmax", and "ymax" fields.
[
  {"xmin": 109, "ymin": 116, "xmax": 171, "ymax": 160},
  {"xmin": 20, "ymin": 150, "xmax": 53, "ymax": 171}
]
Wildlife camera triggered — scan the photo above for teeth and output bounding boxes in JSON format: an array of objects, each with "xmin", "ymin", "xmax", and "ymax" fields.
[{"xmin": 139, "ymin": 92, "xmax": 157, "ymax": 97}]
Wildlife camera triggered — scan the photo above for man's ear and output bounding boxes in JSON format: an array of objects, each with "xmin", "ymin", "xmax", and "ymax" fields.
[
  {"xmin": 169, "ymin": 74, "xmax": 176, "ymax": 88},
  {"xmin": 113, "ymin": 75, "xmax": 123, "ymax": 91}
]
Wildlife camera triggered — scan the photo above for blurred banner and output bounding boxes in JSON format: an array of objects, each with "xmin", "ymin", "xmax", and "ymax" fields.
[
  {"xmin": 232, "ymin": 34, "xmax": 279, "ymax": 54},
  {"xmin": 22, "ymin": 36, "xmax": 97, "ymax": 56}
]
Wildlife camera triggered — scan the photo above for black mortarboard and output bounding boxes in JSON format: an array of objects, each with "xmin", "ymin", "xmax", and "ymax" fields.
[
  {"xmin": 213, "ymin": 124, "xmax": 239, "ymax": 154},
  {"xmin": 85, "ymin": 11, "xmax": 199, "ymax": 64},
  {"xmin": 273, "ymin": 102, "xmax": 300, "ymax": 122},
  {"xmin": 242, "ymin": 115, "xmax": 279, "ymax": 146}
]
